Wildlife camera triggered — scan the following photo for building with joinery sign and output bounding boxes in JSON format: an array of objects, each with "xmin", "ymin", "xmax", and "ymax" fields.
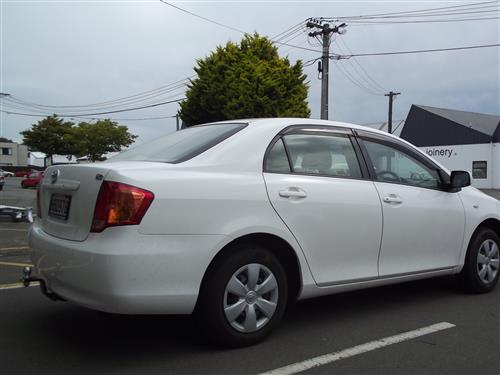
[{"xmin": 396, "ymin": 105, "xmax": 499, "ymax": 189}]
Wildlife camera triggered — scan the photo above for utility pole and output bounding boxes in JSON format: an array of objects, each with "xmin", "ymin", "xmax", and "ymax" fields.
[
  {"xmin": 385, "ymin": 91, "xmax": 400, "ymax": 134},
  {"xmin": 175, "ymin": 113, "xmax": 180, "ymax": 131},
  {"xmin": 0, "ymin": 93, "xmax": 11, "ymax": 138},
  {"xmin": 306, "ymin": 20, "xmax": 346, "ymax": 120}
]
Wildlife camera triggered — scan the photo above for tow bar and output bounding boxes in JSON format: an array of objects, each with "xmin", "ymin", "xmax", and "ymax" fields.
[
  {"xmin": 0, "ymin": 205, "xmax": 33, "ymax": 223},
  {"xmin": 21, "ymin": 266, "xmax": 65, "ymax": 302}
]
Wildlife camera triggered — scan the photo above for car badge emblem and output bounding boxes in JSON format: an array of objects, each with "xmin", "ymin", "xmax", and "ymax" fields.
[{"xmin": 51, "ymin": 169, "xmax": 60, "ymax": 184}]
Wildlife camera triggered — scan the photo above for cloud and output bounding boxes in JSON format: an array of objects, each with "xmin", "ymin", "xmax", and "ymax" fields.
[{"xmin": 1, "ymin": 1, "xmax": 498, "ymax": 143}]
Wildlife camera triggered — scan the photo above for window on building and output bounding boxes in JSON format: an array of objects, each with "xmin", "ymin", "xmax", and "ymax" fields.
[
  {"xmin": 472, "ymin": 161, "xmax": 487, "ymax": 179},
  {"xmin": 1, "ymin": 148, "xmax": 12, "ymax": 156}
]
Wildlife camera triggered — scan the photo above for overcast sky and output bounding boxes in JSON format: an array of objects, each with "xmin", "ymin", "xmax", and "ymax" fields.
[{"xmin": 1, "ymin": 0, "xmax": 499, "ymax": 144}]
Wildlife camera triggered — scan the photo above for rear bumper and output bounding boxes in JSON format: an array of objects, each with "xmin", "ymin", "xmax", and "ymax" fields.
[{"xmin": 28, "ymin": 222, "xmax": 228, "ymax": 314}]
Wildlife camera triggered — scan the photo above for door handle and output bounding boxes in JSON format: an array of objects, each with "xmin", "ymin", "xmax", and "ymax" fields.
[
  {"xmin": 279, "ymin": 187, "xmax": 307, "ymax": 199},
  {"xmin": 383, "ymin": 195, "xmax": 403, "ymax": 204}
]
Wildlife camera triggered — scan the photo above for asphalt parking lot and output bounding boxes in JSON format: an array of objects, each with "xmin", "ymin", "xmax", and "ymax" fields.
[{"xmin": 1, "ymin": 177, "xmax": 499, "ymax": 375}]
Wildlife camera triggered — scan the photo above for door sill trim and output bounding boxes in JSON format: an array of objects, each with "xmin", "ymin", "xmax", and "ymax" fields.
[{"xmin": 317, "ymin": 266, "xmax": 458, "ymax": 288}]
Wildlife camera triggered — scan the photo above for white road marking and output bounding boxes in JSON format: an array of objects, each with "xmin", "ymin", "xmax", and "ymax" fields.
[
  {"xmin": 259, "ymin": 322, "xmax": 456, "ymax": 375},
  {"xmin": 0, "ymin": 282, "xmax": 39, "ymax": 290},
  {"xmin": 0, "ymin": 246, "xmax": 30, "ymax": 252},
  {"xmin": 0, "ymin": 228, "xmax": 28, "ymax": 232},
  {"xmin": 0, "ymin": 261, "xmax": 33, "ymax": 268}
]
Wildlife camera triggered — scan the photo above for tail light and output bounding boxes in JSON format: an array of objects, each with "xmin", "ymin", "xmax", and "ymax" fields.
[
  {"xmin": 36, "ymin": 187, "xmax": 42, "ymax": 219},
  {"xmin": 91, "ymin": 181, "xmax": 154, "ymax": 233}
]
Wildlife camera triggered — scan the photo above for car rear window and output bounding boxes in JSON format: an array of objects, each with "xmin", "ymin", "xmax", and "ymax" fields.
[{"xmin": 109, "ymin": 123, "xmax": 247, "ymax": 164}]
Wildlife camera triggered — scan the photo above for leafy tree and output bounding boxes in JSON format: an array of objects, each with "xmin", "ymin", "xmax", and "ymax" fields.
[
  {"xmin": 73, "ymin": 120, "xmax": 137, "ymax": 162},
  {"xmin": 20, "ymin": 115, "xmax": 75, "ymax": 166},
  {"xmin": 180, "ymin": 33, "xmax": 310, "ymax": 126},
  {"xmin": 0, "ymin": 136, "xmax": 13, "ymax": 143}
]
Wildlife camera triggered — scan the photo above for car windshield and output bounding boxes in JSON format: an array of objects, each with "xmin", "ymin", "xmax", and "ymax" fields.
[{"xmin": 109, "ymin": 123, "xmax": 247, "ymax": 164}]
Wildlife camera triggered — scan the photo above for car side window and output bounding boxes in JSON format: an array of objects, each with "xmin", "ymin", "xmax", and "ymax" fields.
[
  {"xmin": 265, "ymin": 138, "xmax": 291, "ymax": 173},
  {"xmin": 282, "ymin": 134, "xmax": 362, "ymax": 178},
  {"xmin": 363, "ymin": 139, "xmax": 441, "ymax": 189}
]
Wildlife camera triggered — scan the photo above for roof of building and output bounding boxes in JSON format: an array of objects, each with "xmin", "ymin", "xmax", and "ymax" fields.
[
  {"xmin": 400, "ymin": 105, "xmax": 500, "ymax": 147},
  {"xmin": 417, "ymin": 105, "xmax": 499, "ymax": 137},
  {"xmin": 362, "ymin": 120, "xmax": 405, "ymax": 137}
]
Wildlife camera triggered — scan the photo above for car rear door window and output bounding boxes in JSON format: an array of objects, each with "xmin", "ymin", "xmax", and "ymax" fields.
[
  {"xmin": 265, "ymin": 139, "xmax": 291, "ymax": 173},
  {"xmin": 282, "ymin": 134, "xmax": 362, "ymax": 178}
]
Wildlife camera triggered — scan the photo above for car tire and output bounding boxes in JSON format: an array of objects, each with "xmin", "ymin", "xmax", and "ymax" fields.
[
  {"xmin": 458, "ymin": 227, "xmax": 500, "ymax": 293},
  {"xmin": 21, "ymin": 183, "xmax": 26, "ymax": 189},
  {"xmin": 196, "ymin": 244, "xmax": 288, "ymax": 347}
]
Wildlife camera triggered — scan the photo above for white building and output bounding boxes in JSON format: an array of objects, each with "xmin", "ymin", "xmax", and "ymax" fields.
[
  {"xmin": 399, "ymin": 105, "xmax": 499, "ymax": 189},
  {"xmin": 28, "ymin": 152, "xmax": 78, "ymax": 168},
  {"xmin": 0, "ymin": 142, "xmax": 28, "ymax": 166}
]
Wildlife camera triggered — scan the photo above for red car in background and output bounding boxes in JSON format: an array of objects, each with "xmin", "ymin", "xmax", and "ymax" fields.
[
  {"xmin": 15, "ymin": 170, "xmax": 32, "ymax": 177},
  {"xmin": 21, "ymin": 171, "xmax": 44, "ymax": 188}
]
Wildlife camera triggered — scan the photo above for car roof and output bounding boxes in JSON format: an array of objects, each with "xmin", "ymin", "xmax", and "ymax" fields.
[
  {"xmin": 203, "ymin": 117, "xmax": 451, "ymax": 173},
  {"xmin": 209, "ymin": 117, "xmax": 408, "ymax": 142}
]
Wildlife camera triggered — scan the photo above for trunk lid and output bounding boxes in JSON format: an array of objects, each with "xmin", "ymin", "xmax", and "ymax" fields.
[{"xmin": 39, "ymin": 164, "xmax": 112, "ymax": 241}]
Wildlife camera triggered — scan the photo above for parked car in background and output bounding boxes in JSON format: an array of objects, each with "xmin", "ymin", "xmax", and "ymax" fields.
[
  {"xmin": 0, "ymin": 168, "xmax": 14, "ymax": 177},
  {"xmin": 15, "ymin": 170, "xmax": 32, "ymax": 178},
  {"xmin": 27, "ymin": 118, "xmax": 500, "ymax": 347},
  {"xmin": 0, "ymin": 175, "xmax": 4, "ymax": 190},
  {"xmin": 21, "ymin": 171, "xmax": 44, "ymax": 188}
]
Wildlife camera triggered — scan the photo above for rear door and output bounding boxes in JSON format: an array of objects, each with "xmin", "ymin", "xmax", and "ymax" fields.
[
  {"xmin": 263, "ymin": 126, "xmax": 383, "ymax": 286},
  {"xmin": 357, "ymin": 131, "xmax": 465, "ymax": 276}
]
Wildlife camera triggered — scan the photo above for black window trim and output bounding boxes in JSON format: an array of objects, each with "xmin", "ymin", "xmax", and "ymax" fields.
[
  {"xmin": 263, "ymin": 124, "xmax": 370, "ymax": 181},
  {"xmin": 354, "ymin": 129, "xmax": 451, "ymax": 192}
]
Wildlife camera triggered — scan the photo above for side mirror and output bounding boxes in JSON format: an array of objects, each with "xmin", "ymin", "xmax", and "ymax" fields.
[{"xmin": 450, "ymin": 170, "xmax": 471, "ymax": 189}]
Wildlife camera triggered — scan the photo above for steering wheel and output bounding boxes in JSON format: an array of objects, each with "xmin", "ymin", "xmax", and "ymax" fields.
[{"xmin": 377, "ymin": 170, "xmax": 400, "ymax": 182}]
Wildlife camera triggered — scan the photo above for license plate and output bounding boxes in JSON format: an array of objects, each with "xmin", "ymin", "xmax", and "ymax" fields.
[{"xmin": 49, "ymin": 194, "xmax": 71, "ymax": 220}]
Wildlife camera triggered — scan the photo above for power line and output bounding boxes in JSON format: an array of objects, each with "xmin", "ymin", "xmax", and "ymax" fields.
[
  {"xmin": 0, "ymin": 109, "xmax": 177, "ymax": 122},
  {"xmin": 158, "ymin": 1, "xmax": 320, "ymax": 53},
  {"xmin": 334, "ymin": 38, "xmax": 386, "ymax": 94},
  {"xmin": 270, "ymin": 20, "xmax": 305, "ymax": 42},
  {"xmin": 340, "ymin": 39, "xmax": 386, "ymax": 92},
  {"xmin": 340, "ymin": 43, "xmax": 500, "ymax": 58},
  {"xmin": 344, "ymin": 16, "xmax": 500, "ymax": 25},
  {"xmin": 5, "ymin": 88, "xmax": 187, "ymax": 114},
  {"xmin": 1, "ymin": 97, "xmax": 185, "ymax": 118},
  {"xmin": 335, "ymin": 8, "xmax": 499, "ymax": 21},
  {"xmin": 159, "ymin": 0, "xmax": 246, "ymax": 34},
  {"xmin": 329, "ymin": 1, "xmax": 499, "ymax": 20},
  {"xmin": 5, "ymin": 78, "xmax": 191, "ymax": 110},
  {"xmin": 333, "ymin": 60, "xmax": 384, "ymax": 96}
]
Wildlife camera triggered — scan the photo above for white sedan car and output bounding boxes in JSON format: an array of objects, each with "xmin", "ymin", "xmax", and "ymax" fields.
[
  {"xmin": 28, "ymin": 118, "xmax": 499, "ymax": 346},
  {"xmin": 0, "ymin": 168, "xmax": 14, "ymax": 178}
]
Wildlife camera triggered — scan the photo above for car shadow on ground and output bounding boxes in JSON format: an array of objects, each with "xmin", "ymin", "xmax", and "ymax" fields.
[{"xmin": 30, "ymin": 276, "xmax": 465, "ymax": 360}]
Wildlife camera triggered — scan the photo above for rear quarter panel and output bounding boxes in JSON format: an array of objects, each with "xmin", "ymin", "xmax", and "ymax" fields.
[{"xmin": 109, "ymin": 166, "xmax": 317, "ymax": 293}]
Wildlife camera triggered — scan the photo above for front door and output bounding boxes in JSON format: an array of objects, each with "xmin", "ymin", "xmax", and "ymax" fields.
[{"xmin": 360, "ymin": 136, "xmax": 465, "ymax": 276}]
